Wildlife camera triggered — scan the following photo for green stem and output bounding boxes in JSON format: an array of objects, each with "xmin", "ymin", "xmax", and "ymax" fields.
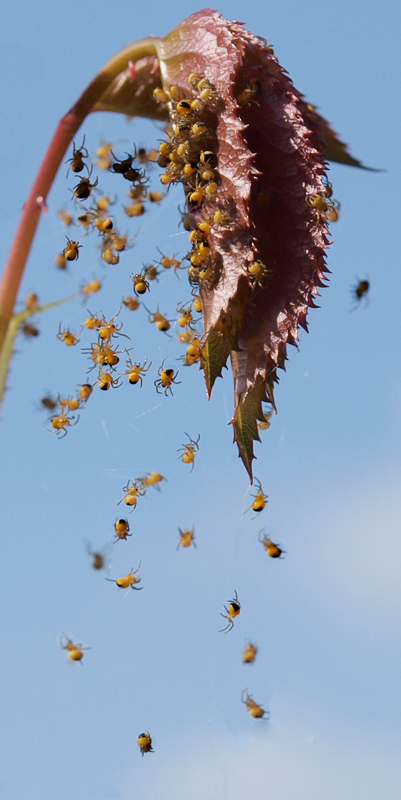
[
  {"xmin": 0, "ymin": 37, "xmax": 158, "ymax": 357},
  {"xmin": 0, "ymin": 293, "xmax": 78, "ymax": 404}
]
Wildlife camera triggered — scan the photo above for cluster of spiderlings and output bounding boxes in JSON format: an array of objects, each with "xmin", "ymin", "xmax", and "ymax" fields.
[
  {"xmin": 38, "ymin": 128, "xmax": 280, "ymax": 734},
  {"xmin": 52, "ymin": 299, "xmax": 191, "ymax": 419},
  {"xmin": 79, "ymin": 309, "xmax": 127, "ymax": 391},
  {"xmin": 59, "ymin": 469, "xmax": 168, "ymax": 671},
  {"xmin": 84, "ymin": 472, "xmax": 164, "ymax": 567},
  {"xmin": 130, "ymin": 248, "xmax": 186, "ymax": 292},
  {"xmin": 8, "ymin": 111, "xmax": 288, "ymax": 751},
  {"xmin": 54, "ymin": 136, "xmax": 165, "ymax": 271},
  {"xmin": 49, "ymin": 132, "xmax": 209, "ymax": 422},
  {"xmin": 65, "ymin": 197, "xmax": 135, "ymax": 267},
  {"xmin": 49, "ymin": 396, "xmax": 80, "ymax": 438},
  {"xmin": 80, "ymin": 306, "xmax": 184, "ymax": 395},
  {"xmin": 97, "ymin": 142, "xmax": 155, "ymax": 173},
  {"xmin": 65, "ymin": 139, "xmax": 98, "ymax": 203},
  {"xmin": 38, "ymin": 381, "xmax": 93, "ymax": 437},
  {"xmin": 52, "ymin": 298, "xmax": 185, "ymax": 404},
  {"xmin": 38, "ymin": 381, "xmax": 92, "ymax": 415},
  {"xmin": 154, "ymin": 75, "xmax": 224, "ymax": 288},
  {"xmin": 212, "ymin": 467, "xmax": 283, "ymax": 712},
  {"xmin": 118, "ymin": 473, "xmax": 165, "ymax": 510},
  {"xmin": 45, "ymin": 306, "xmax": 136, "ymax": 438},
  {"xmin": 110, "ymin": 148, "xmax": 149, "ymax": 185},
  {"xmin": 307, "ymin": 179, "xmax": 341, "ymax": 223},
  {"xmin": 174, "ymin": 301, "xmax": 203, "ymax": 365},
  {"xmin": 96, "ymin": 472, "xmax": 166, "ymax": 606},
  {"xmin": 35, "ymin": 292, "xmax": 95, "ymax": 432},
  {"xmin": 179, "ymin": 334, "xmax": 203, "ymax": 366},
  {"xmin": 83, "ymin": 473, "xmax": 167, "ymax": 609},
  {"xmin": 107, "ymin": 146, "xmax": 155, "ymax": 222},
  {"xmin": 24, "ymin": 25, "xmax": 366, "ymax": 746},
  {"xmin": 176, "ymin": 301, "xmax": 199, "ymax": 330}
]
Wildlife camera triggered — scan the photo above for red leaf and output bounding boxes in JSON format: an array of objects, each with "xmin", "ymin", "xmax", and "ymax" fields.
[{"xmin": 148, "ymin": 10, "xmax": 370, "ymax": 475}]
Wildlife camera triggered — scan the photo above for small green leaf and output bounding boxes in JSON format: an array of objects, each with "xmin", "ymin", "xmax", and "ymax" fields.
[
  {"xmin": 201, "ymin": 324, "xmax": 234, "ymax": 397},
  {"xmin": 201, "ymin": 279, "xmax": 250, "ymax": 398},
  {"xmin": 16, "ymin": 292, "xmax": 79, "ymax": 325},
  {"xmin": 232, "ymin": 376, "xmax": 274, "ymax": 481},
  {"xmin": 0, "ymin": 292, "xmax": 78, "ymax": 407}
]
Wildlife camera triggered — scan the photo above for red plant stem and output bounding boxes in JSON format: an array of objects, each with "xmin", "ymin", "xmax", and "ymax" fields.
[
  {"xmin": 0, "ymin": 113, "xmax": 81, "ymax": 346},
  {"xmin": 0, "ymin": 38, "xmax": 158, "ymax": 353}
]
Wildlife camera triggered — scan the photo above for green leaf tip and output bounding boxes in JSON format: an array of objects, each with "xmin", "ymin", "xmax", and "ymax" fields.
[{"xmin": 232, "ymin": 376, "xmax": 275, "ymax": 482}]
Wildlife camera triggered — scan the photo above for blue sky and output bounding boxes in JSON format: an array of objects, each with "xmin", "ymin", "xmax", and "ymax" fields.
[{"xmin": 1, "ymin": 1, "xmax": 401, "ymax": 799}]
